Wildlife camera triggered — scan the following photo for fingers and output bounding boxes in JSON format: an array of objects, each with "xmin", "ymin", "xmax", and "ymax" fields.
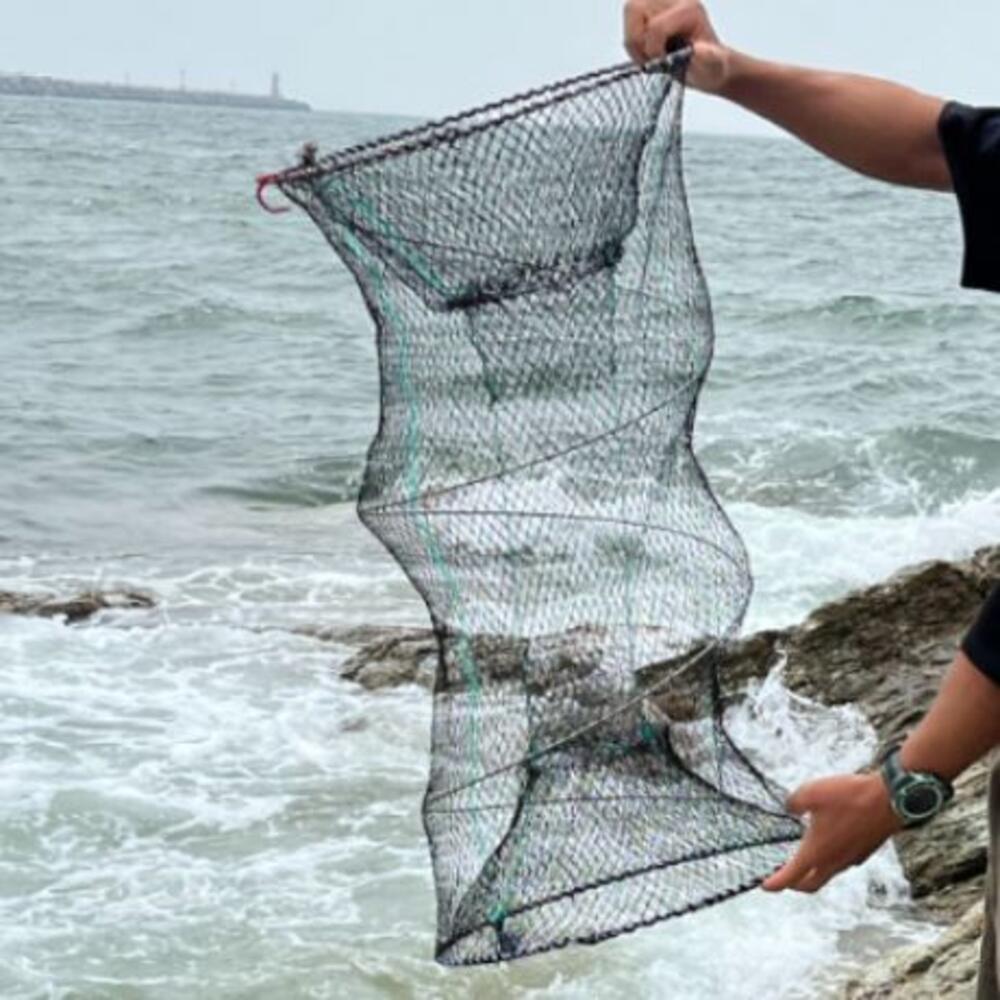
[
  {"xmin": 624, "ymin": 1, "xmax": 702, "ymax": 64},
  {"xmin": 623, "ymin": 2, "xmax": 649, "ymax": 63},
  {"xmin": 761, "ymin": 846, "xmax": 815, "ymax": 892},
  {"xmin": 761, "ymin": 786, "xmax": 823, "ymax": 891},
  {"xmin": 642, "ymin": 5, "xmax": 703, "ymax": 62},
  {"xmin": 779, "ymin": 862, "xmax": 858, "ymax": 894},
  {"xmin": 795, "ymin": 868, "xmax": 833, "ymax": 894},
  {"xmin": 764, "ymin": 857, "xmax": 836, "ymax": 894},
  {"xmin": 763, "ymin": 774, "xmax": 891, "ymax": 895},
  {"xmin": 785, "ymin": 779, "xmax": 829, "ymax": 816},
  {"xmin": 761, "ymin": 851, "xmax": 813, "ymax": 892},
  {"xmin": 762, "ymin": 848, "xmax": 873, "ymax": 894}
]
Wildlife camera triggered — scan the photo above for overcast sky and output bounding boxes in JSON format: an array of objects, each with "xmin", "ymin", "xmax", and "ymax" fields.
[{"xmin": 3, "ymin": 1, "xmax": 999, "ymax": 134}]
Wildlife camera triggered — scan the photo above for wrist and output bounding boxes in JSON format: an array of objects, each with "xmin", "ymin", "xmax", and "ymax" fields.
[
  {"xmin": 682, "ymin": 41, "xmax": 738, "ymax": 97},
  {"xmin": 881, "ymin": 744, "xmax": 955, "ymax": 827},
  {"xmin": 716, "ymin": 51, "xmax": 813, "ymax": 112},
  {"xmin": 859, "ymin": 771, "xmax": 903, "ymax": 833},
  {"xmin": 715, "ymin": 48, "xmax": 755, "ymax": 101},
  {"xmin": 899, "ymin": 738, "xmax": 962, "ymax": 783}
]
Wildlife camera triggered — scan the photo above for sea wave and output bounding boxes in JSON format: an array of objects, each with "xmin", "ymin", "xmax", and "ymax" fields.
[{"xmin": 703, "ymin": 423, "xmax": 1000, "ymax": 517}]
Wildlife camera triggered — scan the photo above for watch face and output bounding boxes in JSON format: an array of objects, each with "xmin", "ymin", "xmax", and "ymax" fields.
[{"xmin": 901, "ymin": 780, "xmax": 943, "ymax": 821}]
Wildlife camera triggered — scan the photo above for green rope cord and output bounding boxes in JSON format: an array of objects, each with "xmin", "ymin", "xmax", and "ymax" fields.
[{"xmin": 333, "ymin": 195, "xmax": 493, "ymax": 875}]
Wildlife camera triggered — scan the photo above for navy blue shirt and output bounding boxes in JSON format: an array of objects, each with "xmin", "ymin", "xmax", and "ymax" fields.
[
  {"xmin": 940, "ymin": 103, "xmax": 1000, "ymax": 681},
  {"xmin": 940, "ymin": 102, "xmax": 1000, "ymax": 293}
]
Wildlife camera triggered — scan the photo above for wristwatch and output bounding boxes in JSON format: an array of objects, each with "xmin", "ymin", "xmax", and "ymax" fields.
[{"xmin": 879, "ymin": 746, "xmax": 954, "ymax": 827}]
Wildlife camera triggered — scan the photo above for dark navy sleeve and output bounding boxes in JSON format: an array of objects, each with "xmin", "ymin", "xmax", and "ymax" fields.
[
  {"xmin": 940, "ymin": 104, "xmax": 1000, "ymax": 680},
  {"xmin": 938, "ymin": 102, "xmax": 1000, "ymax": 293},
  {"xmin": 962, "ymin": 585, "xmax": 1000, "ymax": 685}
]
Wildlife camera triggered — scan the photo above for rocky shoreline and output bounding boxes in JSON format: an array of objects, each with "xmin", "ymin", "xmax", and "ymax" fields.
[
  {"xmin": 7, "ymin": 548, "xmax": 1000, "ymax": 996},
  {"xmin": 300, "ymin": 548, "xmax": 1000, "ymax": 997}
]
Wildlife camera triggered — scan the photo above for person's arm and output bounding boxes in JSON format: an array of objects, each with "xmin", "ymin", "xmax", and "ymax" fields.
[
  {"xmin": 624, "ymin": 3, "xmax": 1000, "ymax": 893},
  {"xmin": 624, "ymin": 0, "xmax": 951, "ymax": 190},
  {"xmin": 762, "ymin": 649, "xmax": 1000, "ymax": 894},
  {"xmin": 720, "ymin": 55, "xmax": 949, "ymax": 191}
]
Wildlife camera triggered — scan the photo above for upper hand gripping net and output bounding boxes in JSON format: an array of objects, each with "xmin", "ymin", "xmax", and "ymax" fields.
[{"xmin": 260, "ymin": 53, "xmax": 801, "ymax": 965}]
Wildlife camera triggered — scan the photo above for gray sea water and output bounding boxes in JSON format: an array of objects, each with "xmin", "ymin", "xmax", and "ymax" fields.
[{"xmin": 2, "ymin": 91, "xmax": 1000, "ymax": 998}]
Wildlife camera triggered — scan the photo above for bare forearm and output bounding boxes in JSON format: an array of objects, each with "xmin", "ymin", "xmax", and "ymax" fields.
[
  {"xmin": 625, "ymin": 2, "xmax": 953, "ymax": 189},
  {"xmin": 900, "ymin": 651, "xmax": 1000, "ymax": 780},
  {"xmin": 719, "ymin": 51, "xmax": 951, "ymax": 192}
]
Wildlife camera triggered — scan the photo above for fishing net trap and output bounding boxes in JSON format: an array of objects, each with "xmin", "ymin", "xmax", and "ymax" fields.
[{"xmin": 257, "ymin": 51, "xmax": 803, "ymax": 965}]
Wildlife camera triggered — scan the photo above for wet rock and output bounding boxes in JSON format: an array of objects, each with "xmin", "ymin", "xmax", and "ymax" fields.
[
  {"xmin": 842, "ymin": 900, "xmax": 983, "ymax": 999},
  {"xmin": 0, "ymin": 589, "xmax": 156, "ymax": 624},
  {"xmin": 294, "ymin": 623, "xmax": 423, "ymax": 647},
  {"xmin": 339, "ymin": 628, "xmax": 440, "ymax": 691},
  {"xmin": 293, "ymin": 624, "xmax": 440, "ymax": 690},
  {"xmin": 898, "ymin": 760, "xmax": 990, "ymax": 906}
]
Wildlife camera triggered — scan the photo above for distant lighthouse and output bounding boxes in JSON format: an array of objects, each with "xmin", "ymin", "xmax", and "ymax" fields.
[{"xmin": 270, "ymin": 72, "xmax": 281, "ymax": 99}]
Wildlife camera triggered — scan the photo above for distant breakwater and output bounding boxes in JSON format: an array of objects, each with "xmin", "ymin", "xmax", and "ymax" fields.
[{"xmin": 0, "ymin": 74, "xmax": 310, "ymax": 112}]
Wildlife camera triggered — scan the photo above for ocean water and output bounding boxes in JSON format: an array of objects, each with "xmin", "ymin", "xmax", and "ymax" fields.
[{"xmin": 2, "ymin": 90, "xmax": 1000, "ymax": 998}]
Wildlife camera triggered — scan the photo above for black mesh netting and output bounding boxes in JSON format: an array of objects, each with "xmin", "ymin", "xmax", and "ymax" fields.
[{"xmin": 261, "ymin": 53, "xmax": 803, "ymax": 965}]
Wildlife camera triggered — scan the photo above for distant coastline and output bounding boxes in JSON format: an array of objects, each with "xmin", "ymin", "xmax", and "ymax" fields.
[{"xmin": 0, "ymin": 72, "xmax": 310, "ymax": 112}]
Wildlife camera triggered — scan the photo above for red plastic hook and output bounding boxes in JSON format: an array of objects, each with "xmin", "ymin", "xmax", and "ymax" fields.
[{"xmin": 255, "ymin": 173, "xmax": 291, "ymax": 214}]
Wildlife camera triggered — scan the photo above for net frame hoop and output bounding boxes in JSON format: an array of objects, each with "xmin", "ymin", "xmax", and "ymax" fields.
[{"xmin": 256, "ymin": 51, "xmax": 690, "ymax": 204}]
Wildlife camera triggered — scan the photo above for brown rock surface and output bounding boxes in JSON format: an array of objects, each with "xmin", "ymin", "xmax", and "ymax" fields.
[
  {"xmin": 0, "ymin": 589, "xmax": 156, "ymax": 623},
  {"xmin": 841, "ymin": 901, "xmax": 983, "ymax": 999},
  {"xmin": 294, "ymin": 625, "xmax": 441, "ymax": 690}
]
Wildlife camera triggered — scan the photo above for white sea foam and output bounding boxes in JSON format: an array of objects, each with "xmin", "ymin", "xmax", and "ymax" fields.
[
  {"xmin": 736, "ymin": 486, "xmax": 1000, "ymax": 631},
  {"xmin": 0, "ymin": 541, "xmax": 940, "ymax": 999}
]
